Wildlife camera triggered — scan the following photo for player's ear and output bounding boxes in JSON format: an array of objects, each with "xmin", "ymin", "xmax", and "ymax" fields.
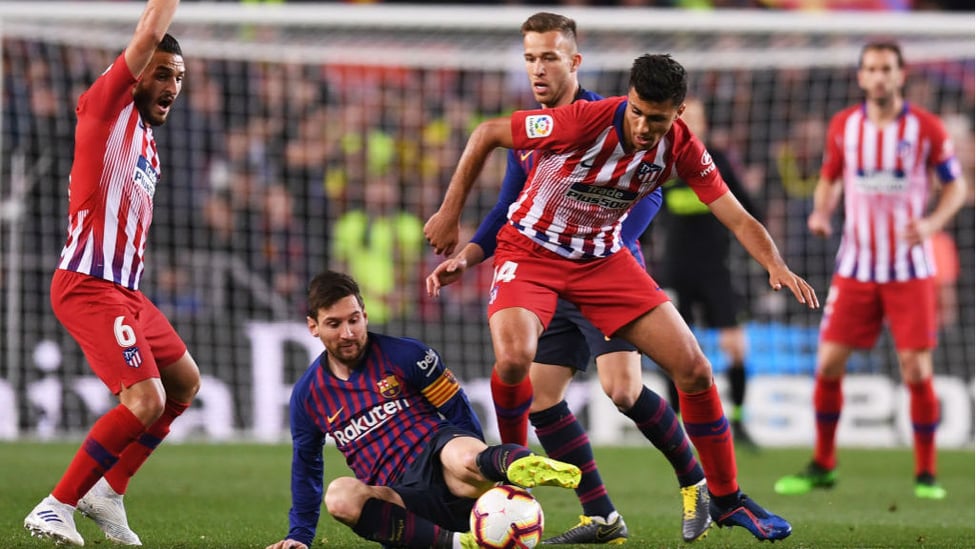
[
  {"xmin": 307, "ymin": 316, "xmax": 318, "ymax": 336},
  {"xmin": 571, "ymin": 52, "xmax": 582, "ymax": 72}
]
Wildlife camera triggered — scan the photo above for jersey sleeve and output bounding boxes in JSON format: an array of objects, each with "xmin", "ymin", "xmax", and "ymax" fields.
[
  {"xmin": 286, "ymin": 378, "xmax": 327, "ymax": 547},
  {"xmin": 77, "ymin": 52, "xmax": 138, "ymax": 122},
  {"xmin": 819, "ymin": 112, "xmax": 847, "ymax": 183},
  {"xmin": 922, "ymin": 112, "xmax": 963, "ymax": 184},
  {"xmin": 470, "ymin": 150, "xmax": 529, "ymax": 258},
  {"xmin": 509, "ymin": 97, "xmax": 623, "ymax": 154},
  {"xmin": 404, "ymin": 341, "xmax": 484, "ymax": 439},
  {"xmin": 672, "ymin": 125, "xmax": 729, "ymax": 204}
]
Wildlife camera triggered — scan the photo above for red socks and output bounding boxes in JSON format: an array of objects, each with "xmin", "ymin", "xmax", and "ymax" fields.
[
  {"xmin": 908, "ymin": 379, "xmax": 939, "ymax": 477},
  {"xmin": 678, "ymin": 384, "xmax": 738, "ymax": 497},
  {"xmin": 105, "ymin": 399, "xmax": 190, "ymax": 494},
  {"xmin": 812, "ymin": 376, "xmax": 843, "ymax": 470},
  {"xmin": 490, "ymin": 369, "xmax": 533, "ymax": 446},
  {"xmin": 52, "ymin": 405, "xmax": 145, "ymax": 505}
]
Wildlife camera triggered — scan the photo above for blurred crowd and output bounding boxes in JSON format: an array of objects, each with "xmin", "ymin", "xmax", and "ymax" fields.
[{"xmin": 2, "ymin": 31, "xmax": 973, "ymax": 385}]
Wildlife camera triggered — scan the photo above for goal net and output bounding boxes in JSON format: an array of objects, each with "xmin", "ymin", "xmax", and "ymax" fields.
[{"xmin": 1, "ymin": 3, "xmax": 972, "ymax": 444}]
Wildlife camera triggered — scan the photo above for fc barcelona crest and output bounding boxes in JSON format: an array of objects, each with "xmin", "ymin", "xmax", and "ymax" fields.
[{"xmin": 377, "ymin": 375, "xmax": 402, "ymax": 399}]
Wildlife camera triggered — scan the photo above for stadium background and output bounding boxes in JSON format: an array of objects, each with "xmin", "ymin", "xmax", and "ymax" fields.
[{"xmin": 0, "ymin": 3, "xmax": 972, "ymax": 446}]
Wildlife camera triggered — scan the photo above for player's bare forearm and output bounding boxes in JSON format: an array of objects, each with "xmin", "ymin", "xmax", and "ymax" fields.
[
  {"xmin": 733, "ymin": 218, "xmax": 820, "ymax": 309},
  {"xmin": 126, "ymin": 0, "xmax": 179, "ymax": 75},
  {"xmin": 427, "ymin": 118, "xmax": 512, "ymax": 255},
  {"xmin": 924, "ymin": 177, "xmax": 967, "ymax": 233},
  {"xmin": 425, "ymin": 243, "xmax": 486, "ymax": 297},
  {"xmin": 808, "ymin": 178, "xmax": 840, "ymax": 238}
]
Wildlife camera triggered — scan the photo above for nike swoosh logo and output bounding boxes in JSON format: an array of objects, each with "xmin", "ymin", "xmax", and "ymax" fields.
[
  {"xmin": 327, "ymin": 408, "xmax": 343, "ymax": 424},
  {"xmin": 520, "ymin": 151, "xmax": 532, "ymax": 162},
  {"xmin": 580, "ymin": 159, "xmax": 594, "ymax": 168},
  {"xmin": 595, "ymin": 522, "xmax": 623, "ymax": 541}
]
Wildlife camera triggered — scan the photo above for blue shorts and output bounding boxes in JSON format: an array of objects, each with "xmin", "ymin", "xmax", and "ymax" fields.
[
  {"xmin": 390, "ymin": 424, "xmax": 478, "ymax": 532},
  {"xmin": 534, "ymin": 298, "xmax": 638, "ymax": 372}
]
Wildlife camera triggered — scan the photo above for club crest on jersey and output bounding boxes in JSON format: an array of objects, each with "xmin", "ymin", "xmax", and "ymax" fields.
[
  {"xmin": 133, "ymin": 155, "xmax": 158, "ymax": 197},
  {"xmin": 122, "ymin": 347, "xmax": 142, "ymax": 368},
  {"xmin": 635, "ymin": 161, "xmax": 663, "ymax": 185},
  {"xmin": 377, "ymin": 375, "xmax": 402, "ymax": 399},
  {"xmin": 525, "ymin": 115, "xmax": 553, "ymax": 139}
]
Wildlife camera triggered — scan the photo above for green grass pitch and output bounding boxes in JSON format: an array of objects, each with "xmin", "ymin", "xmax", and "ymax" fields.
[{"xmin": 1, "ymin": 442, "xmax": 972, "ymax": 548}]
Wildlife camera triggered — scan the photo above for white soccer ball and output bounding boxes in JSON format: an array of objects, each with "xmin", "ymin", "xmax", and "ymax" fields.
[{"xmin": 469, "ymin": 485, "xmax": 544, "ymax": 549}]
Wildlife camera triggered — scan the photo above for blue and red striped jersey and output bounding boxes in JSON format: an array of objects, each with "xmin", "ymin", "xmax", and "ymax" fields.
[{"xmin": 284, "ymin": 331, "xmax": 483, "ymax": 545}]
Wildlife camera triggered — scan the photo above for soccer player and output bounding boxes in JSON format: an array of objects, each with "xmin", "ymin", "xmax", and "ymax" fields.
[
  {"xmin": 774, "ymin": 40, "xmax": 966, "ymax": 500},
  {"xmin": 659, "ymin": 98, "xmax": 760, "ymax": 450},
  {"xmin": 426, "ymin": 12, "xmax": 709, "ymax": 544},
  {"xmin": 23, "ymin": 0, "xmax": 200, "ymax": 547},
  {"xmin": 264, "ymin": 271, "xmax": 581, "ymax": 549},
  {"xmin": 425, "ymin": 53, "xmax": 820, "ymax": 541}
]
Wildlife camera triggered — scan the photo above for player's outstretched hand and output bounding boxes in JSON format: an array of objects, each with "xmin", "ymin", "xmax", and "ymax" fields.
[
  {"xmin": 424, "ymin": 210, "xmax": 460, "ymax": 256},
  {"xmin": 265, "ymin": 539, "xmax": 308, "ymax": 549},
  {"xmin": 768, "ymin": 266, "xmax": 820, "ymax": 309},
  {"xmin": 426, "ymin": 256, "xmax": 469, "ymax": 297}
]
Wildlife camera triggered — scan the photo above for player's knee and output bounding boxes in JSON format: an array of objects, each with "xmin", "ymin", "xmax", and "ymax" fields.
[
  {"xmin": 672, "ymin": 356, "xmax": 713, "ymax": 393},
  {"xmin": 121, "ymin": 381, "xmax": 167, "ymax": 426},
  {"xmin": 161, "ymin": 354, "xmax": 202, "ymax": 403},
  {"xmin": 324, "ymin": 478, "xmax": 364, "ymax": 523},
  {"xmin": 603, "ymin": 380, "xmax": 640, "ymax": 410},
  {"xmin": 494, "ymin": 354, "xmax": 532, "ymax": 383}
]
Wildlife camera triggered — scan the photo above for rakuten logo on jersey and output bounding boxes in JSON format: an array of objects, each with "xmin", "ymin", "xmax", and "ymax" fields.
[{"xmin": 331, "ymin": 399, "xmax": 411, "ymax": 446}]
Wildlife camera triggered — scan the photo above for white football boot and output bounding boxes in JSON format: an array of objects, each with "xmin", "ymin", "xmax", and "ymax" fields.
[
  {"xmin": 24, "ymin": 495, "xmax": 85, "ymax": 546},
  {"xmin": 77, "ymin": 477, "xmax": 143, "ymax": 546}
]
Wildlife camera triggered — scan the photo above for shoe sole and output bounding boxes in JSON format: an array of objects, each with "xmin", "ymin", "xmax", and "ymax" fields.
[
  {"xmin": 506, "ymin": 456, "xmax": 581, "ymax": 489},
  {"xmin": 24, "ymin": 520, "xmax": 84, "ymax": 547}
]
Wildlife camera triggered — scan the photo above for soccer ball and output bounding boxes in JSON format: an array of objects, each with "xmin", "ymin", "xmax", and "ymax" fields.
[{"xmin": 469, "ymin": 485, "xmax": 544, "ymax": 549}]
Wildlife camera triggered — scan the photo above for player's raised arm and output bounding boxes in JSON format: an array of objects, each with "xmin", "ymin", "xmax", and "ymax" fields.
[
  {"xmin": 125, "ymin": 0, "xmax": 180, "ymax": 78},
  {"xmin": 708, "ymin": 192, "xmax": 819, "ymax": 309},
  {"xmin": 424, "ymin": 117, "xmax": 514, "ymax": 256}
]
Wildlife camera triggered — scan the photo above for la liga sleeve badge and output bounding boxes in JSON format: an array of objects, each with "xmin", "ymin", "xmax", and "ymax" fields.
[{"xmin": 525, "ymin": 114, "xmax": 553, "ymax": 139}]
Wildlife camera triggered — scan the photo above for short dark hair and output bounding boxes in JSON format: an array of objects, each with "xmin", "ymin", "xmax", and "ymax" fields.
[
  {"xmin": 307, "ymin": 271, "xmax": 365, "ymax": 319},
  {"xmin": 859, "ymin": 40, "xmax": 904, "ymax": 69},
  {"xmin": 521, "ymin": 12, "xmax": 577, "ymax": 44},
  {"xmin": 158, "ymin": 33, "xmax": 182, "ymax": 56},
  {"xmin": 629, "ymin": 54, "xmax": 687, "ymax": 107}
]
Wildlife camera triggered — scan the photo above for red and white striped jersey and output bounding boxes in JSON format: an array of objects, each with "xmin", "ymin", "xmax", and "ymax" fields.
[
  {"xmin": 507, "ymin": 96, "xmax": 728, "ymax": 259},
  {"xmin": 821, "ymin": 102, "xmax": 962, "ymax": 283},
  {"xmin": 58, "ymin": 53, "xmax": 159, "ymax": 290}
]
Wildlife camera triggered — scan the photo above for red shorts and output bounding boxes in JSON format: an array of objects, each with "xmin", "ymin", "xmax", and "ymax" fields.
[
  {"xmin": 819, "ymin": 274, "xmax": 937, "ymax": 350},
  {"xmin": 50, "ymin": 269, "xmax": 187, "ymax": 394},
  {"xmin": 487, "ymin": 225, "xmax": 669, "ymax": 337}
]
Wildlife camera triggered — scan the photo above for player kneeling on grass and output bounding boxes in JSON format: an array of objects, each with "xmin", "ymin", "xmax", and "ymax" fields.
[{"xmin": 265, "ymin": 271, "xmax": 581, "ymax": 549}]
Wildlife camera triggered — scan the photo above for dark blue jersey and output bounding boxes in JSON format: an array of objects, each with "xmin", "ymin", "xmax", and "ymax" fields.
[
  {"xmin": 285, "ymin": 332, "xmax": 484, "ymax": 546},
  {"xmin": 470, "ymin": 87, "xmax": 662, "ymax": 263}
]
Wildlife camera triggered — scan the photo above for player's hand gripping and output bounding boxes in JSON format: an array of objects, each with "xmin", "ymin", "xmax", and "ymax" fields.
[
  {"xmin": 265, "ymin": 539, "xmax": 308, "ymax": 549},
  {"xmin": 424, "ymin": 210, "xmax": 461, "ymax": 256},
  {"xmin": 426, "ymin": 256, "xmax": 470, "ymax": 297},
  {"xmin": 767, "ymin": 265, "xmax": 820, "ymax": 310}
]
